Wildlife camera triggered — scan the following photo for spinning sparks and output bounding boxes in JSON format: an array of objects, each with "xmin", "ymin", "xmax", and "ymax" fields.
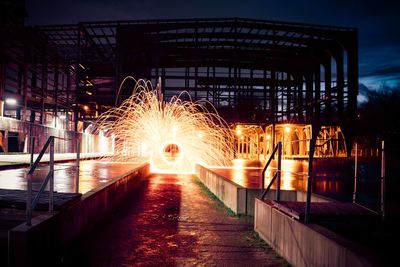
[{"xmin": 95, "ymin": 77, "xmax": 235, "ymax": 173}]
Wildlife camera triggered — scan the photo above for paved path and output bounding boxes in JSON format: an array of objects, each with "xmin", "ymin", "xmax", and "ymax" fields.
[{"xmin": 63, "ymin": 173, "xmax": 288, "ymax": 266}]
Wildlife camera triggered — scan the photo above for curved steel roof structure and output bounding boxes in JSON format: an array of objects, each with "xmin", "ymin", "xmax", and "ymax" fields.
[{"xmin": 2, "ymin": 17, "xmax": 358, "ymax": 144}]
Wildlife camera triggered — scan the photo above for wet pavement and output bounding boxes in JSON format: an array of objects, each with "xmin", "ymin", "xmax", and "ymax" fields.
[
  {"xmin": 0, "ymin": 160, "xmax": 141, "ymax": 194},
  {"xmin": 63, "ymin": 173, "xmax": 288, "ymax": 266}
]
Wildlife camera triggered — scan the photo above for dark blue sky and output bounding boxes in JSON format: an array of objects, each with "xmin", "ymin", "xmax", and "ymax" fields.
[{"xmin": 26, "ymin": 0, "xmax": 400, "ymax": 93}]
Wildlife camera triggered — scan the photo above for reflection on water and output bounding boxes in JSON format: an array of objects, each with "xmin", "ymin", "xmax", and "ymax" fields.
[
  {"xmin": 0, "ymin": 160, "xmax": 141, "ymax": 194},
  {"xmin": 211, "ymin": 159, "xmax": 354, "ymax": 200}
]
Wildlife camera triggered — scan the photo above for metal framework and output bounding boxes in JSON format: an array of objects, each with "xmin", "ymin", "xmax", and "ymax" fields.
[
  {"xmin": 1, "ymin": 13, "xmax": 358, "ymax": 148},
  {"xmin": 235, "ymin": 123, "xmax": 347, "ymax": 160}
]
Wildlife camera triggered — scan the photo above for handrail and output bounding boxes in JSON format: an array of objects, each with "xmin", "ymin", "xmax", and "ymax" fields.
[
  {"xmin": 26, "ymin": 136, "xmax": 54, "ymax": 226},
  {"xmin": 261, "ymin": 172, "xmax": 279, "ymax": 200},
  {"xmin": 27, "ymin": 137, "xmax": 54, "ymax": 175},
  {"xmin": 261, "ymin": 141, "xmax": 282, "ymax": 201},
  {"xmin": 26, "ymin": 136, "xmax": 81, "ymax": 226}
]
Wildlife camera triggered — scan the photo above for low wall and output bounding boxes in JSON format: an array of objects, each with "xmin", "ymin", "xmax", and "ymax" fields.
[
  {"xmin": 8, "ymin": 163, "xmax": 150, "ymax": 267},
  {"xmin": 0, "ymin": 116, "xmax": 111, "ymax": 153},
  {"xmin": 296, "ymin": 190, "xmax": 330, "ymax": 203},
  {"xmin": 195, "ymin": 164, "xmax": 247, "ymax": 214},
  {"xmin": 254, "ymin": 198, "xmax": 376, "ymax": 267},
  {"xmin": 195, "ymin": 164, "xmax": 329, "ymax": 216}
]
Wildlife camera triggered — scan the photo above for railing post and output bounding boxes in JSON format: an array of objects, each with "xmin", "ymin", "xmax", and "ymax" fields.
[
  {"xmin": 49, "ymin": 137, "xmax": 54, "ymax": 213},
  {"xmin": 261, "ymin": 142, "xmax": 279, "ymax": 195},
  {"xmin": 30, "ymin": 136, "xmax": 35, "ymax": 165},
  {"xmin": 380, "ymin": 140, "xmax": 385, "ymax": 220},
  {"xmin": 26, "ymin": 171, "xmax": 33, "ymax": 226},
  {"xmin": 305, "ymin": 137, "xmax": 317, "ymax": 223},
  {"xmin": 261, "ymin": 167, "xmax": 265, "ymax": 194},
  {"xmin": 26, "ymin": 136, "xmax": 35, "ymax": 226},
  {"xmin": 276, "ymin": 141, "xmax": 282, "ymax": 201},
  {"xmin": 76, "ymin": 138, "xmax": 80, "ymax": 193},
  {"xmin": 353, "ymin": 142, "xmax": 358, "ymax": 203}
]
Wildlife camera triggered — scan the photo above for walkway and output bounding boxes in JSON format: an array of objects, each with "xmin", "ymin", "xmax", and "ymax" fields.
[
  {"xmin": 63, "ymin": 173, "xmax": 288, "ymax": 266},
  {"xmin": 0, "ymin": 152, "xmax": 111, "ymax": 167}
]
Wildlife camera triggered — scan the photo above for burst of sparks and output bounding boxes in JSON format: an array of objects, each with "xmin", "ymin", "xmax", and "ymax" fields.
[{"xmin": 94, "ymin": 77, "xmax": 235, "ymax": 173}]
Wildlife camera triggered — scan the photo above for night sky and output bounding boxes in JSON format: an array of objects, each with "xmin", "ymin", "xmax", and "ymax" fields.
[{"xmin": 25, "ymin": 0, "xmax": 400, "ymax": 96}]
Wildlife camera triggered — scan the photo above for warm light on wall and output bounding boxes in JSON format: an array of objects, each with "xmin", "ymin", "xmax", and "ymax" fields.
[
  {"xmin": 98, "ymin": 130, "xmax": 110, "ymax": 153},
  {"xmin": 285, "ymin": 126, "xmax": 291, "ymax": 133},
  {"xmin": 236, "ymin": 128, "xmax": 242, "ymax": 135},
  {"xmin": 84, "ymin": 124, "xmax": 93, "ymax": 134}
]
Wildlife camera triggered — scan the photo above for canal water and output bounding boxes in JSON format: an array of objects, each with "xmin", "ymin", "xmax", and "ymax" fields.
[{"xmin": 226, "ymin": 157, "xmax": 400, "ymax": 215}]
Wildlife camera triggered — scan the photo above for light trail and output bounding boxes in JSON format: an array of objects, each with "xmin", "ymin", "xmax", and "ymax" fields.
[{"xmin": 94, "ymin": 77, "xmax": 235, "ymax": 173}]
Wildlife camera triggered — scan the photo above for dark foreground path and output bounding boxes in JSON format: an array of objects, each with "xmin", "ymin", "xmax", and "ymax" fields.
[{"xmin": 63, "ymin": 174, "xmax": 288, "ymax": 266}]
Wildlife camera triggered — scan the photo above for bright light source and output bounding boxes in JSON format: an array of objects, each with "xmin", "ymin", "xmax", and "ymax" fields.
[
  {"xmin": 285, "ymin": 126, "xmax": 291, "ymax": 133},
  {"xmin": 94, "ymin": 77, "xmax": 234, "ymax": 173},
  {"xmin": 5, "ymin": 98, "xmax": 17, "ymax": 105},
  {"xmin": 83, "ymin": 105, "xmax": 89, "ymax": 111},
  {"xmin": 236, "ymin": 128, "xmax": 242, "ymax": 135},
  {"xmin": 85, "ymin": 91, "xmax": 93, "ymax": 95},
  {"xmin": 84, "ymin": 124, "xmax": 93, "ymax": 134},
  {"xmin": 266, "ymin": 134, "xmax": 271, "ymax": 140},
  {"xmin": 59, "ymin": 114, "xmax": 66, "ymax": 119}
]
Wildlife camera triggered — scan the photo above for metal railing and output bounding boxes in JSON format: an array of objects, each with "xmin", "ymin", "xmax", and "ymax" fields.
[
  {"xmin": 261, "ymin": 141, "xmax": 282, "ymax": 201},
  {"xmin": 353, "ymin": 141, "xmax": 385, "ymax": 219},
  {"xmin": 26, "ymin": 136, "xmax": 80, "ymax": 226},
  {"xmin": 261, "ymin": 138, "xmax": 316, "ymax": 223}
]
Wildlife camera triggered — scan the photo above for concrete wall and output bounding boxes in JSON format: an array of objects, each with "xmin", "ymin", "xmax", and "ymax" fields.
[
  {"xmin": 195, "ymin": 164, "xmax": 246, "ymax": 214},
  {"xmin": 195, "ymin": 164, "xmax": 330, "ymax": 216},
  {"xmin": 8, "ymin": 163, "xmax": 150, "ymax": 267},
  {"xmin": 0, "ymin": 116, "xmax": 111, "ymax": 153},
  {"xmin": 254, "ymin": 199, "xmax": 376, "ymax": 267}
]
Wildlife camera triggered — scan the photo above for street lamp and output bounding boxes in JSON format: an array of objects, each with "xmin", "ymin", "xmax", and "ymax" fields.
[{"xmin": 5, "ymin": 98, "xmax": 17, "ymax": 105}]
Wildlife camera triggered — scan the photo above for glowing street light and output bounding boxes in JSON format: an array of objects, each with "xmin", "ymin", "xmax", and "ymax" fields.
[{"xmin": 5, "ymin": 98, "xmax": 17, "ymax": 105}]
